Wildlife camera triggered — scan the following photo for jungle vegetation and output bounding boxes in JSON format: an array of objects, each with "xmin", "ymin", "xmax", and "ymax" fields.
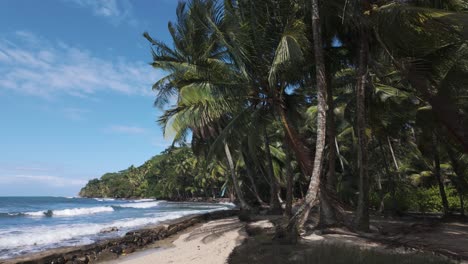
[{"xmin": 81, "ymin": 0, "xmax": 468, "ymax": 235}]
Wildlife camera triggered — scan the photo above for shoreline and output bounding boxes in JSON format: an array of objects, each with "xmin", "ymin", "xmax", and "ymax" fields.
[
  {"xmin": 107, "ymin": 217, "xmax": 246, "ymax": 264},
  {"xmin": 1, "ymin": 209, "xmax": 239, "ymax": 264},
  {"xmin": 79, "ymin": 196, "xmax": 234, "ymax": 204}
]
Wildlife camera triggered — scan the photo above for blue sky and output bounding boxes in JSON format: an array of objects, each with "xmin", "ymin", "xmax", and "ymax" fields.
[{"xmin": 0, "ymin": 0, "xmax": 179, "ymax": 196}]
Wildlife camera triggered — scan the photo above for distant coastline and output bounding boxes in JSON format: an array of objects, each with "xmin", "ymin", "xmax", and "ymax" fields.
[{"xmin": 79, "ymin": 146, "xmax": 230, "ymax": 202}]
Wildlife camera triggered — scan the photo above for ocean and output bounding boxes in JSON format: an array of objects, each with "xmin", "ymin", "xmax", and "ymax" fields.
[{"xmin": 0, "ymin": 196, "xmax": 235, "ymax": 259}]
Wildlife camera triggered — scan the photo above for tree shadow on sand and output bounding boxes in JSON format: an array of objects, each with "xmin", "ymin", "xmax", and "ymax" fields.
[{"xmin": 184, "ymin": 218, "xmax": 245, "ymax": 244}]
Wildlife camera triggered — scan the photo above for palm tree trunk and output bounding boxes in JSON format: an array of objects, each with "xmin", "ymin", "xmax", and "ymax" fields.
[
  {"xmin": 243, "ymin": 151, "xmax": 266, "ymax": 205},
  {"xmin": 224, "ymin": 143, "xmax": 250, "ymax": 210},
  {"xmin": 284, "ymin": 147, "xmax": 294, "ymax": 217},
  {"xmin": 387, "ymin": 136, "xmax": 400, "ymax": 178},
  {"xmin": 263, "ymin": 128, "xmax": 282, "ymax": 212},
  {"xmin": 288, "ymin": 0, "xmax": 328, "ymax": 233},
  {"xmin": 446, "ymin": 145, "xmax": 465, "ymax": 216},
  {"xmin": 372, "ymin": 137, "xmax": 385, "ymax": 213},
  {"xmin": 326, "ymin": 74, "xmax": 337, "ymax": 190},
  {"xmin": 378, "ymin": 137, "xmax": 397, "ymax": 214},
  {"xmin": 319, "ymin": 74, "xmax": 339, "ymax": 227},
  {"xmin": 432, "ymin": 133, "xmax": 449, "ymax": 216},
  {"xmin": 335, "ymin": 138, "xmax": 345, "ymax": 172},
  {"xmin": 354, "ymin": 26, "xmax": 370, "ymax": 232},
  {"xmin": 460, "ymin": 194, "xmax": 465, "ymax": 216}
]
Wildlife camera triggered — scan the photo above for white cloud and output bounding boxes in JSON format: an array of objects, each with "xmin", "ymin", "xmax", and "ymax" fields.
[
  {"xmin": 64, "ymin": 0, "xmax": 137, "ymax": 25},
  {"xmin": 63, "ymin": 108, "xmax": 90, "ymax": 121},
  {"xmin": 109, "ymin": 125, "xmax": 147, "ymax": 134},
  {"xmin": 0, "ymin": 175, "xmax": 87, "ymax": 187},
  {"xmin": 12, "ymin": 167, "xmax": 51, "ymax": 172},
  {"xmin": 0, "ymin": 32, "xmax": 160, "ymax": 99}
]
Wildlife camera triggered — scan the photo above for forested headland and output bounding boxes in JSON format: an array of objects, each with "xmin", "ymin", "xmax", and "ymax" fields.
[
  {"xmin": 79, "ymin": 145, "xmax": 228, "ymax": 199},
  {"xmin": 81, "ymin": 0, "xmax": 468, "ymax": 237}
]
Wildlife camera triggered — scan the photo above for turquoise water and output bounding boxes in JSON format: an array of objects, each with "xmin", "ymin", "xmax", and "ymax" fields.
[{"xmin": 0, "ymin": 196, "xmax": 234, "ymax": 259}]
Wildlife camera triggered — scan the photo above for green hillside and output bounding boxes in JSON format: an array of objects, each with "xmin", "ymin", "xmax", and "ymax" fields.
[{"xmin": 79, "ymin": 146, "xmax": 226, "ymax": 199}]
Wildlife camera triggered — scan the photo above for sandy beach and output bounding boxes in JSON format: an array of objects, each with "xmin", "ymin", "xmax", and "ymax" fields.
[{"xmin": 113, "ymin": 217, "xmax": 246, "ymax": 264}]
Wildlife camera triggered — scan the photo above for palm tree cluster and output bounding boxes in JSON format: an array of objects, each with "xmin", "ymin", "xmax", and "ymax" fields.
[{"xmin": 144, "ymin": 0, "xmax": 468, "ymax": 234}]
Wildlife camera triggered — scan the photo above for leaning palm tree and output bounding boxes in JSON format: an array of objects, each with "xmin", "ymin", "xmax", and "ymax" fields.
[
  {"xmin": 287, "ymin": 0, "xmax": 329, "ymax": 234},
  {"xmin": 144, "ymin": 0, "xmax": 251, "ymax": 209},
  {"xmin": 202, "ymin": 0, "xmax": 314, "ymax": 212}
]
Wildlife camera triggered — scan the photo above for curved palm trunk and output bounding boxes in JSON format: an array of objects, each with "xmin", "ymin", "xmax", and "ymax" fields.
[
  {"xmin": 354, "ymin": 26, "xmax": 370, "ymax": 232},
  {"xmin": 319, "ymin": 73, "xmax": 339, "ymax": 227},
  {"xmin": 432, "ymin": 133, "xmax": 449, "ymax": 216},
  {"xmin": 447, "ymin": 146, "xmax": 466, "ymax": 216},
  {"xmin": 224, "ymin": 143, "xmax": 251, "ymax": 210},
  {"xmin": 264, "ymin": 128, "xmax": 282, "ymax": 212},
  {"xmin": 288, "ymin": 0, "xmax": 328, "ymax": 234}
]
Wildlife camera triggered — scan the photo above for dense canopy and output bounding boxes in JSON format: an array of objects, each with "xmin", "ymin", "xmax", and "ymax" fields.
[{"xmin": 81, "ymin": 0, "xmax": 468, "ymax": 235}]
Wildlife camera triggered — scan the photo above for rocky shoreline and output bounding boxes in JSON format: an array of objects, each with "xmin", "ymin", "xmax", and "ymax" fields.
[{"xmin": 1, "ymin": 209, "xmax": 239, "ymax": 264}]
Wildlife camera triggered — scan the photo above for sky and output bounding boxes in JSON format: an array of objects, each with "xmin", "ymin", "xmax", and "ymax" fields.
[{"xmin": 0, "ymin": 0, "xmax": 180, "ymax": 196}]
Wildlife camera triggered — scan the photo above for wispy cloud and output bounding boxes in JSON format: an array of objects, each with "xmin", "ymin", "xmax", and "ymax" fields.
[
  {"xmin": 0, "ymin": 31, "xmax": 160, "ymax": 99},
  {"xmin": 64, "ymin": 0, "xmax": 138, "ymax": 26},
  {"xmin": 151, "ymin": 137, "xmax": 173, "ymax": 148},
  {"xmin": 108, "ymin": 125, "xmax": 147, "ymax": 134},
  {"xmin": 0, "ymin": 175, "xmax": 87, "ymax": 187},
  {"xmin": 63, "ymin": 108, "xmax": 90, "ymax": 121},
  {"xmin": 11, "ymin": 167, "xmax": 51, "ymax": 172}
]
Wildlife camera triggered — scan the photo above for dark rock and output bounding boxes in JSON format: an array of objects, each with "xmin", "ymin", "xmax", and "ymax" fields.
[
  {"xmin": 100, "ymin": 227, "xmax": 118, "ymax": 233},
  {"xmin": 110, "ymin": 246, "xmax": 123, "ymax": 255},
  {"xmin": 96, "ymin": 249, "xmax": 118, "ymax": 261},
  {"xmin": 238, "ymin": 210, "xmax": 252, "ymax": 222},
  {"xmin": 44, "ymin": 210, "xmax": 54, "ymax": 217},
  {"xmin": 51, "ymin": 256, "xmax": 66, "ymax": 264},
  {"xmin": 123, "ymin": 246, "xmax": 136, "ymax": 254}
]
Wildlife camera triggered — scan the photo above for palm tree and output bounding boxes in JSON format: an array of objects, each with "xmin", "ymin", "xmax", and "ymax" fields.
[
  {"xmin": 144, "ymin": 0, "xmax": 251, "ymax": 209},
  {"xmin": 286, "ymin": 0, "xmax": 329, "ymax": 233},
  {"xmin": 372, "ymin": 1, "xmax": 468, "ymax": 152},
  {"xmin": 141, "ymin": 0, "xmax": 468, "ymax": 237}
]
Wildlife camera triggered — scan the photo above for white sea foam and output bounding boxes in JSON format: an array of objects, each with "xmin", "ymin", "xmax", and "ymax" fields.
[
  {"xmin": 7, "ymin": 213, "xmax": 20, "ymax": 216},
  {"xmin": 24, "ymin": 211, "xmax": 47, "ymax": 217},
  {"xmin": 24, "ymin": 206, "xmax": 114, "ymax": 217},
  {"xmin": 0, "ymin": 207, "xmax": 224, "ymax": 255},
  {"xmin": 218, "ymin": 202, "xmax": 236, "ymax": 207},
  {"xmin": 117, "ymin": 201, "xmax": 162, "ymax": 209},
  {"xmin": 52, "ymin": 207, "xmax": 114, "ymax": 216},
  {"xmin": 130, "ymin": 199, "xmax": 155, "ymax": 202},
  {"xmin": 93, "ymin": 198, "xmax": 116, "ymax": 202}
]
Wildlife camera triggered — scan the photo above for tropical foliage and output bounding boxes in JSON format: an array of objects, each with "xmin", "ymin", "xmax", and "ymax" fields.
[
  {"xmin": 79, "ymin": 146, "xmax": 227, "ymax": 199},
  {"xmin": 81, "ymin": 0, "xmax": 468, "ymax": 235}
]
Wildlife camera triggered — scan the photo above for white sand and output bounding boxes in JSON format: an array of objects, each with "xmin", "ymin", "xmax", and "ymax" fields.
[{"xmin": 115, "ymin": 217, "xmax": 246, "ymax": 264}]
